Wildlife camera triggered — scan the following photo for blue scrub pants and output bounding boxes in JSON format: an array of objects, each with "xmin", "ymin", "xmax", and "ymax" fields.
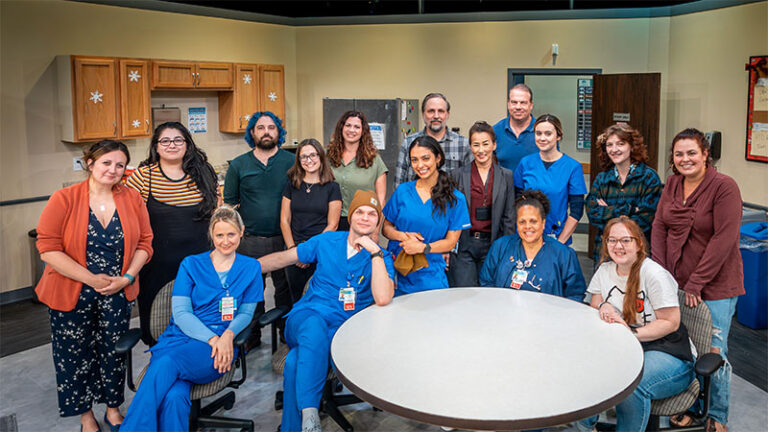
[
  {"xmin": 281, "ymin": 308, "xmax": 338, "ymax": 432},
  {"xmin": 121, "ymin": 339, "xmax": 223, "ymax": 432}
]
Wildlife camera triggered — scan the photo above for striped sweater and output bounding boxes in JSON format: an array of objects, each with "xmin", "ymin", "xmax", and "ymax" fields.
[{"xmin": 125, "ymin": 164, "xmax": 203, "ymax": 207}]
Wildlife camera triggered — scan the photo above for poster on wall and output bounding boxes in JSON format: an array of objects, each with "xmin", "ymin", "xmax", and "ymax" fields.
[
  {"xmin": 577, "ymin": 78, "xmax": 593, "ymax": 150},
  {"xmin": 745, "ymin": 55, "xmax": 768, "ymax": 163},
  {"xmin": 188, "ymin": 107, "xmax": 207, "ymax": 134},
  {"xmin": 370, "ymin": 123, "xmax": 387, "ymax": 150}
]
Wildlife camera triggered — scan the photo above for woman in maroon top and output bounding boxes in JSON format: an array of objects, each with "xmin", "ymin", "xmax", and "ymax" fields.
[
  {"xmin": 651, "ymin": 128, "xmax": 744, "ymax": 432},
  {"xmin": 449, "ymin": 121, "xmax": 516, "ymax": 287}
]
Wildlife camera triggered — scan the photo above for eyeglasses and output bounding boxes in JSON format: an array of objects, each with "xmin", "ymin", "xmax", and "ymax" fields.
[
  {"xmin": 606, "ymin": 236, "xmax": 636, "ymax": 247},
  {"xmin": 299, "ymin": 153, "xmax": 319, "ymax": 162},
  {"xmin": 158, "ymin": 137, "xmax": 186, "ymax": 147}
]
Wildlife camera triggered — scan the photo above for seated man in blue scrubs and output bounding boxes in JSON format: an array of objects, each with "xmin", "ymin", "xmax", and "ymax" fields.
[
  {"xmin": 259, "ymin": 190, "xmax": 396, "ymax": 432},
  {"xmin": 480, "ymin": 190, "xmax": 586, "ymax": 302}
]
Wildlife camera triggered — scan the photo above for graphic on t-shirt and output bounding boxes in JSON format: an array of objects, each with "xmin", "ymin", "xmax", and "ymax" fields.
[{"xmin": 604, "ymin": 285, "xmax": 651, "ymax": 325}]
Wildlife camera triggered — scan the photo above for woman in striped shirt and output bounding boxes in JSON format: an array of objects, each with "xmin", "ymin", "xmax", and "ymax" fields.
[{"xmin": 126, "ymin": 122, "xmax": 219, "ymax": 345}]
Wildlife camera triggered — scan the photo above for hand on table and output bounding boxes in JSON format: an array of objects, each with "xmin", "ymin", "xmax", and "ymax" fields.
[{"xmin": 598, "ymin": 303, "xmax": 628, "ymax": 328}]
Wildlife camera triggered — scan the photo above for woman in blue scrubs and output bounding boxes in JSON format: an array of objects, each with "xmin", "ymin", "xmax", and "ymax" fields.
[
  {"xmin": 121, "ymin": 206, "xmax": 263, "ymax": 432},
  {"xmin": 480, "ymin": 190, "xmax": 586, "ymax": 301},
  {"xmin": 382, "ymin": 136, "xmax": 471, "ymax": 294},
  {"xmin": 513, "ymin": 114, "xmax": 587, "ymax": 244}
]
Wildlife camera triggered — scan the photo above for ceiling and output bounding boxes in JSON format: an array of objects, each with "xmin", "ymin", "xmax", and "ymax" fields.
[{"xmin": 160, "ymin": 0, "xmax": 697, "ymax": 19}]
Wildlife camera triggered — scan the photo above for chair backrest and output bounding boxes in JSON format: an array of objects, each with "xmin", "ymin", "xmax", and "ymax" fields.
[
  {"xmin": 677, "ymin": 290, "xmax": 713, "ymax": 356},
  {"xmin": 149, "ymin": 280, "xmax": 175, "ymax": 343}
]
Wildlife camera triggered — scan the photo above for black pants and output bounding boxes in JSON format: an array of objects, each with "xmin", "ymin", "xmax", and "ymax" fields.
[
  {"xmin": 49, "ymin": 287, "xmax": 132, "ymax": 416},
  {"xmin": 238, "ymin": 234, "xmax": 290, "ymax": 342},
  {"xmin": 449, "ymin": 235, "xmax": 492, "ymax": 287},
  {"xmin": 284, "ymin": 263, "xmax": 316, "ymax": 306}
]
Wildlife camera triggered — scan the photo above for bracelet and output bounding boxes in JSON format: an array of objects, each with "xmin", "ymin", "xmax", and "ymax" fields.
[
  {"xmin": 122, "ymin": 273, "xmax": 135, "ymax": 284},
  {"xmin": 597, "ymin": 301, "xmax": 610, "ymax": 310},
  {"xmin": 423, "ymin": 243, "xmax": 432, "ymax": 254}
]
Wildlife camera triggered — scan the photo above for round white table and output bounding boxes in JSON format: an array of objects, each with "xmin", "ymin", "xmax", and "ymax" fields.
[{"xmin": 330, "ymin": 287, "xmax": 644, "ymax": 431}]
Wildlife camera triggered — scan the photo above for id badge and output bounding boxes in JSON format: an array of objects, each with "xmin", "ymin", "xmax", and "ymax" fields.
[
  {"xmin": 511, "ymin": 270, "xmax": 528, "ymax": 289},
  {"xmin": 339, "ymin": 287, "xmax": 356, "ymax": 311},
  {"xmin": 220, "ymin": 296, "xmax": 235, "ymax": 321},
  {"xmin": 475, "ymin": 206, "xmax": 491, "ymax": 221}
]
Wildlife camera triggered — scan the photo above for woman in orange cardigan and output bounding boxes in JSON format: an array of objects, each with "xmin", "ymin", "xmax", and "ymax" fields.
[{"xmin": 36, "ymin": 140, "xmax": 153, "ymax": 432}]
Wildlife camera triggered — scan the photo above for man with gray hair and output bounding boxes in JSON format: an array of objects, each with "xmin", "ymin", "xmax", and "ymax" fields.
[{"xmin": 394, "ymin": 93, "xmax": 471, "ymax": 186}]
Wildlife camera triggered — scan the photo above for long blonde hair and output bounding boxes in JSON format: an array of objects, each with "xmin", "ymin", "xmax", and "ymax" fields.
[{"xmin": 599, "ymin": 216, "xmax": 648, "ymax": 324}]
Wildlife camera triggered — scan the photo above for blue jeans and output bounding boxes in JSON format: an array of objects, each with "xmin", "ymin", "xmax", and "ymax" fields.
[
  {"xmin": 576, "ymin": 351, "xmax": 694, "ymax": 432},
  {"xmin": 700, "ymin": 297, "xmax": 737, "ymax": 425}
]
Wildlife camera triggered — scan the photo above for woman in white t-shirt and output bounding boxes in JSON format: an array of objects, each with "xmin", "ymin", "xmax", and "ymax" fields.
[{"xmin": 582, "ymin": 216, "xmax": 694, "ymax": 432}]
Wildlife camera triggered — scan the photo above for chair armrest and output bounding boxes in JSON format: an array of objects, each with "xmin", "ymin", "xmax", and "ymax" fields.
[
  {"xmin": 695, "ymin": 352, "xmax": 724, "ymax": 376},
  {"xmin": 258, "ymin": 306, "xmax": 289, "ymax": 328},
  {"xmin": 115, "ymin": 328, "xmax": 142, "ymax": 354},
  {"xmin": 234, "ymin": 324, "xmax": 252, "ymax": 347}
]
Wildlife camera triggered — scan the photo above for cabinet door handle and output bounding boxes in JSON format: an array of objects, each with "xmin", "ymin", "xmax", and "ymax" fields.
[
  {"xmin": 113, "ymin": 121, "xmax": 117, "ymax": 136},
  {"xmin": 195, "ymin": 72, "xmax": 200, "ymax": 86},
  {"xmin": 191, "ymin": 71, "xmax": 195, "ymax": 85},
  {"xmin": 145, "ymin": 119, "xmax": 150, "ymax": 133}
]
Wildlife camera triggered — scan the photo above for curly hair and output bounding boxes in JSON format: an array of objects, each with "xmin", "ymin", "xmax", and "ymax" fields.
[
  {"xmin": 596, "ymin": 123, "xmax": 648, "ymax": 171},
  {"xmin": 244, "ymin": 111, "xmax": 286, "ymax": 148},
  {"xmin": 669, "ymin": 128, "xmax": 713, "ymax": 175},
  {"xmin": 514, "ymin": 189, "xmax": 550, "ymax": 221},
  {"xmin": 141, "ymin": 122, "xmax": 219, "ymax": 220},
  {"xmin": 327, "ymin": 110, "xmax": 378, "ymax": 169},
  {"xmin": 287, "ymin": 138, "xmax": 335, "ymax": 189},
  {"xmin": 409, "ymin": 136, "xmax": 458, "ymax": 215},
  {"xmin": 599, "ymin": 216, "xmax": 649, "ymax": 325}
]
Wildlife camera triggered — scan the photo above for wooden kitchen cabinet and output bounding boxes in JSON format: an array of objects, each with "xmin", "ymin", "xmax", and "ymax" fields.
[
  {"xmin": 118, "ymin": 59, "xmax": 152, "ymax": 139},
  {"xmin": 258, "ymin": 64, "xmax": 285, "ymax": 122},
  {"xmin": 151, "ymin": 60, "xmax": 233, "ymax": 90},
  {"xmin": 219, "ymin": 64, "xmax": 259, "ymax": 133},
  {"xmin": 56, "ymin": 55, "xmax": 119, "ymax": 142}
]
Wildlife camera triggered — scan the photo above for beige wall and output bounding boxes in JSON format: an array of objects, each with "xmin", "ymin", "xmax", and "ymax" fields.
[
  {"xmin": 2, "ymin": 0, "xmax": 766, "ymax": 294},
  {"xmin": 664, "ymin": 3, "xmax": 768, "ymax": 201},
  {"xmin": 0, "ymin": 0, "xmax": 298, "ymax": 294}
]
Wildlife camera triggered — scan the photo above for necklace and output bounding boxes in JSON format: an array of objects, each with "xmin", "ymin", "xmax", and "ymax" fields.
[{"xmin": 305, "ymin": 181, "xmax": 316, "ymax": 194}]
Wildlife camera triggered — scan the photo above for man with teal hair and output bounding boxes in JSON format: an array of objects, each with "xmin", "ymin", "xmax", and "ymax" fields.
[{"xmin": 224, "ymin": 111, "xmax": 294, "ymax": 348}]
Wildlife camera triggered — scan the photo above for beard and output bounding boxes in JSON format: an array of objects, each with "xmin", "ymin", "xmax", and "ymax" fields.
[
  {"xmin": 428, "ymin": 121, "xmax": 444, "ymax": 133},
  {"xmin": 255, "ymin": 136, "xmax": 277, "ymax": 150}
]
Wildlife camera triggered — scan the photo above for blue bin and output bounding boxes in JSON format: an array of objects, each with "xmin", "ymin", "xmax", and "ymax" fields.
[{"xmin": 737, "ymin": 222, "xmax": 768, "ymax": 329}]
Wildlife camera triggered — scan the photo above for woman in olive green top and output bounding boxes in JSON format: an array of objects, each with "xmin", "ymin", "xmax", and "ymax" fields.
[{"xmin": 327, "ymin": 110, "xmax": 388, "ymax": 231}]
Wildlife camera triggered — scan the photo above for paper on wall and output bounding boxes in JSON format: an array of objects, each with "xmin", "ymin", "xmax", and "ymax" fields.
[
  {"xmin": 754, "ymin": 84, "xmax": 768, "ymax": 112},
  {"xmin": 751, "ymin": 122, "xmax": 768, "ymax": 157},
  {"xmin": 370, "ymin": 123, "xmax": 386, "ymax": 150}
]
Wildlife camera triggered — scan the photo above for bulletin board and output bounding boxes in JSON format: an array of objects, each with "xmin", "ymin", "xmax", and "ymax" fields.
[{"xmin": 746, "ymin": 55, "xmax": 768, "ymax": 163}]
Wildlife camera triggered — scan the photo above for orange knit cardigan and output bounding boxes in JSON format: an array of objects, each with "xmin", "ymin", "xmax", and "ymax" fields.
[{"xmin": 35, "ymin": 180, "xmax": 153, "ymax": 311}]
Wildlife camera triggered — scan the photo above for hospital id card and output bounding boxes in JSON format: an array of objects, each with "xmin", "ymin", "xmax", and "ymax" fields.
[
  {"xmin": 220, "ymin": 296, "xmax": 236, "ymax": 321},
  {"xmin": 339, "ymin": 287, "xmax": 356, "ymax": 311},
  {"xmin": 511, "ymin": 270, "xmax": 528, "ymax": 289}
]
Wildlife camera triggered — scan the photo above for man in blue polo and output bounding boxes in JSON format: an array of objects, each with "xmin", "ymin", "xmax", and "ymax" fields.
[{"xmin": 493, "ymin": 84, "xmax": 537, "ymax": 173}]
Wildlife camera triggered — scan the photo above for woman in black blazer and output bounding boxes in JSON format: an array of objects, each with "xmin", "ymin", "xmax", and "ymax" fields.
[{"xmin": 449, "ymin": 121, "xmax": 516, "ymax": 287}]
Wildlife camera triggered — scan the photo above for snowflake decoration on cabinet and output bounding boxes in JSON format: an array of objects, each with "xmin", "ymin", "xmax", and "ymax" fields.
[
  {"xmin": 132, "ymin": 120, "xmax": 141, "ymax": 128},
  {"xmin": 128, "ymin": 70, "xmax": 141, "ymax": 82},
  {"xmin": 244, "ymin": 114, "xmax": 251, "ymax": 121},
  {"xmin": 243, "ymin": 74, "xmax": 252, "ymax": 85},
  {"xmin": 268, "ymin": 92, "xmax": 278, "ymax": 102},
  {"xmin": 89, "ymin": 91, "xmax": 103, "ymax": 104}
]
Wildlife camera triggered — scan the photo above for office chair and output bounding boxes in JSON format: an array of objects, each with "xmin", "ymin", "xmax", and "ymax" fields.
[
  {"xmin": 115, "ymin": 280, "xmax": 255, "ymax": 432},
  {"xmin": 646, "ymin": 290, "xmax": 724, "ymax": 431}
]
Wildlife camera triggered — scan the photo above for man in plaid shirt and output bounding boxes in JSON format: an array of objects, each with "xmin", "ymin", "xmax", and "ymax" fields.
[{"xmin": 394, "ymin": 93, "xmax": 472, "ymax": 186}]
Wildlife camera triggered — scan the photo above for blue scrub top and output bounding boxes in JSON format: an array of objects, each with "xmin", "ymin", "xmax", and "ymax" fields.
[
  {"xmin": 513, "ymin": 153, "xmax": 587, "ymax": 238},
  {"xmin": 493, "ymin": 116, "xmax": 537, "ymax": 174},
  {"xmin": 479, "ymin": 235, "xmax": 586, "ymax": 302},
  {"xmin": 291, "ymin": 231, "xmax": 395, "ymax": 329},
  {"xmin": 154, "ymin": 252, "xmax": 264, "ymax": 351},
  {"xmin": 383, "ymin": 181, "xmax": 471, "ymax": 294}
]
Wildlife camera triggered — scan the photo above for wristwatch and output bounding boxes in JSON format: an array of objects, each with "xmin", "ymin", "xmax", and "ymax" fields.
[
  {"xmin": 370, "ymin": 250, "xmax": 385, "ymax": 260},
  {"xmin": 423, "ymin": 243, "xmax": 432, "ymax": 254}
]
